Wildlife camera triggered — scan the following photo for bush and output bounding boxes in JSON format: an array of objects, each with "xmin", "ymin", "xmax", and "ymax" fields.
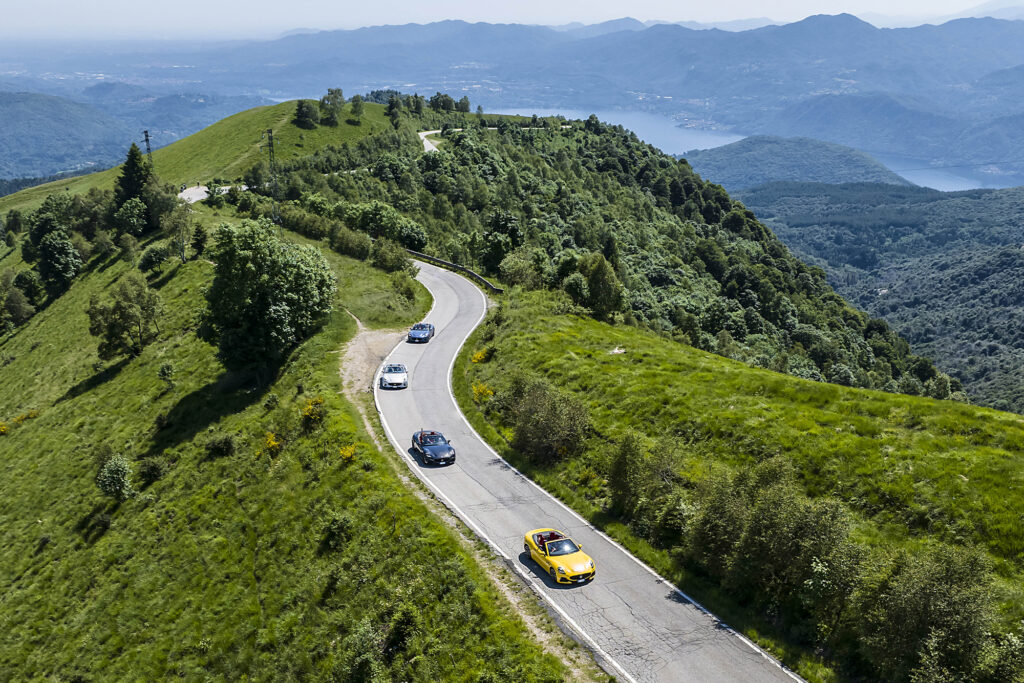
[
  {"xmin": 138, "ymin": 244, "xmax": 170, "ymax": 273},
  {"xmin": 329, "ymin": 224, "xmax": 372, "ymax": 260},
  {"xmin": 321, "ymin": 510, "xmax": 354, "ymax": 551},
  {"xmin": 302, "ymin": 396, "xmax": 326, "ymax": 430},
  {"xmin": 390, "ymin": 271, "xmax": 417, "ymax": 302},
  {"xmin": 95, "ymin": 453, "xmax": 135, "ymax": 501},
  {"xmin": 206, "ymin": 433, "xmax": 236, "ymax": 459},
  {"xmin": 506, "ymin": 376, "xmax": 590, "ymax": 463},
  {"xmin": 371, "ymin": 238, "xmax": 415, "ymax": 273}
]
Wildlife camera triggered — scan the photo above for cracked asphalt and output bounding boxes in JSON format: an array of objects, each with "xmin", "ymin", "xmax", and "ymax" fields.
[{"xmin": 374, "ymin": 261, "xmax": 800, "ymax": 683}]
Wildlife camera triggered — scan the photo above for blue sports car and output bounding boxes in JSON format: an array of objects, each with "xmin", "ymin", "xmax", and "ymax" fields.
[
  {"xmin": 407, "ymin": 322, "xmax": 435, "ymax": 343},
  {"xmin": 411, "ymin": 430, "xmax": 456, "ymax": 465}
]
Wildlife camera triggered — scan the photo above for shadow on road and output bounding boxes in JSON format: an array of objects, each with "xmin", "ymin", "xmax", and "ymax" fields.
[{"xmin": 516, "ymin": 550, "xmax": 588, "ymax": 590}]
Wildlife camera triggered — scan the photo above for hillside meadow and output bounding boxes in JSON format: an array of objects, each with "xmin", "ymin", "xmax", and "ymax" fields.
[
  {"xmin": 0, "ymin": 217, "xmax": 580, "ymax": 678},
  {"xmin": 455, "ymin": 289, "xmax": 1024, "ymax": 681}
]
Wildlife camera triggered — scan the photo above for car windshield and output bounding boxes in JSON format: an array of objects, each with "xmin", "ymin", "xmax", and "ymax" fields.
[
  {"xmin": 420, "ymin": 433, "xmax": 445, "ymax": 445},
  {"xmin": 545, "ymin": 539, "xmax": 580, "ymax": 556},
  {"xmin": 412, "ymin": 323, "xmax": 429, "ymax": 330},
  {"xmin": 384, "ymin": 365, "xmax": 405, "ymax": 373}
]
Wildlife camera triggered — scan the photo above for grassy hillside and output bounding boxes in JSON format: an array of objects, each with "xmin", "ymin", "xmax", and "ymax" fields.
[
  {"xmin": 0, "ymin": 222, "xmax": 573, "ymax": 678},
  {"xmin": 683, "ymin": 135, "xmax": 913, "ymax": 191},
  {"xmin": 455, "ymin": 290, "xmax": 1024, "ymax": 682},
  {"xmin": 0, "ymin": 100, "xmax": 393, "ymax": 215}
]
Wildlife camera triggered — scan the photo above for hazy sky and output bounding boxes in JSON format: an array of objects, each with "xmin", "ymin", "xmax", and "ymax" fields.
[{"xmin": 0, "ymin": 0, "xmax": 995, "ymax": 39}]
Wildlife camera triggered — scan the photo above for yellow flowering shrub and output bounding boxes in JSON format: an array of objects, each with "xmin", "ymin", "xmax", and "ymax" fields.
[
  {"xmin": 339, "ymin": 444, "xmax": 356, "ymax": 465},
  {"xmin": 471, "ymin": 348, "xmax": 493, "ymax": 364},
  {"xmin": 0, "ymin": 423, "xmax": 7, "ymax": 436},
  {"xmin": 472, "ymin": 382, "xmax": 494, "ymax": 404},
  {"xmin": 302, "ymin": 396, "xmax": 326, "ymax": 430},
  {"xmin": 264, "ymin": 431, "xmax": 283, "ymax": 457}
]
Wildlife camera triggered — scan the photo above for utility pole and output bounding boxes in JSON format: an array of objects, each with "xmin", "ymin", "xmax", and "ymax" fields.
[
  {"xmin": 262, "ymin": 128, "xmax": 281, "ymax": 224},
  {"xmin": 142, "ymin": 130, "xmax": 154, "ymax": 167}
]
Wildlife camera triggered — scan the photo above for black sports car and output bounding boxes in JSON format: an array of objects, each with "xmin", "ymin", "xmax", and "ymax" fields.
[
  {"xmin": 411, "ymin": 430, "xmax": 456, "ymax": 465},
  {"xmin": 407, "ymin": 322, "xmax": 435, "ymax": 342}
]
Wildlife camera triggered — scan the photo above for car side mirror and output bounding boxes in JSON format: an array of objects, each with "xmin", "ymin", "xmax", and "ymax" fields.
[{"xmin": 577, "ymin": 544, "xmax": 583, "ymax": 550}]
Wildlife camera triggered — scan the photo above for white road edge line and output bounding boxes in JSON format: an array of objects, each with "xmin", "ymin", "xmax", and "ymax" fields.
[
  {"xmin": 373, "ymin": 266, "xmax": 636, "ymax": 683},
  {"xmin": 446, "ymin": 278, "xmax": 804, "ymax": 683},
  {"xmin": 375, "ymin": 262, "xmax": 802, "ymax": 683}
]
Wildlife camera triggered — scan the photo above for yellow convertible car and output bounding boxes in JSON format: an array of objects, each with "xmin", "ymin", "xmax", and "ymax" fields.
[{"xmin": 524, "ymin": 528, "xmax": 595, "ymax": 584}]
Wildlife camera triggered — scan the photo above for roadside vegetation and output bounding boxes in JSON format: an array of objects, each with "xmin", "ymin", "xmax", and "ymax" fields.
[
  {"xmin": 455, "ymin": 289, "xmax": 1024, "ymax": 682},
  {"xmin": 0, "ymin": 109, "xmax": 571, "ymax": 679}
]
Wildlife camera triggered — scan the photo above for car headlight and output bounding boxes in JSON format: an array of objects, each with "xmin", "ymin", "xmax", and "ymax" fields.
[
  {"xmin": 589, "ymin": 560, "xmax": 595, "ymax": 569},
  {"xmin": 557, "ymin": 566, "xmax": 567, "ymax": 574}
]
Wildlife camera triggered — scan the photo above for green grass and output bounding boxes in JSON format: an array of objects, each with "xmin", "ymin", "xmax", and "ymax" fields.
[
  {"xmin": 0, "ymin": 233, "xmax": 567, "ymax": 679},
  {"xmin": 0, "ymin": 101, "xmax": 393, "ymax": 216},
  {"xmin": 454, "ymin": 289, "xmax": 1024, "ymax": 680}
]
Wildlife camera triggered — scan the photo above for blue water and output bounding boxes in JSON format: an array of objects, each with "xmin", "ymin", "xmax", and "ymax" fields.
[
  {"xmin": 497, "ymin": 108, "xmax": 1024, "ymax": 191},
  {"xmin": 494, "ymin": 108, "xmax": 743, "ymax": 155}
]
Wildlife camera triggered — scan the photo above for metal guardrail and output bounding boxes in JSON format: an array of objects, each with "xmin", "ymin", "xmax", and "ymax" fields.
[{"xmin": 405, "ymin": 249, "xmax": 504, "ymax": 294}]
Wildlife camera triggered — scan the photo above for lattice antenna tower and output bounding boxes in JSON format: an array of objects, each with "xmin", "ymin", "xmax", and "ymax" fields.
[
  {"xmin": 142, "ymin": 130, "xmax": 154, "ymax": 167},
  {"xmin": 261, "ymin": 128, "xmax": 281, "ymax": 224}
]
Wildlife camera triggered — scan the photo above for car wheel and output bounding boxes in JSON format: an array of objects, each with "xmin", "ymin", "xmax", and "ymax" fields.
[{"xmin": 524, "ymin": 543, "xmax": 530, "ymax": 555}]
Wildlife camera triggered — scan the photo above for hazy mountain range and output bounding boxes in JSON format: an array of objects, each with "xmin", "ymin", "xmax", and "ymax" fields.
[{"xmin": 3, "ymin": 14, "xmax": 1024, "ymax": 181}]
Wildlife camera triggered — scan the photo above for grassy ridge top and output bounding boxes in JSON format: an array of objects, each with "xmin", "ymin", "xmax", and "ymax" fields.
[
  {"xmin": 0, "ymin": 226, "xmax": 569, "ymax": 678},
  {"xmin": 0, "ymin": 100, "xmax": 392, "ymax": 215}
]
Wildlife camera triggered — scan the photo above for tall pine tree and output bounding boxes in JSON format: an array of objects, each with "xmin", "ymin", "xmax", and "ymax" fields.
[{"xmin": 114, "ymin": 143, "xmax": 152, "ymax": 211}]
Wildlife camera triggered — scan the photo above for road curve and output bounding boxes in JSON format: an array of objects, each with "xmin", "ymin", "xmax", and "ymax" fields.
[
  {"xmin": 418, "ymin": 130, "xmax": 441, "ymax": 152},
  {"xmin": 374, "ymin": 261, "xmax": 800, "ymax": 683}
]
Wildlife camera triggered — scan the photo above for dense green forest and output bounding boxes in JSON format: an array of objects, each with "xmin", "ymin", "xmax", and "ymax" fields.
[
  {"xmin": 737, "ymin": 181, "xmax": 1024, "ymax": 411},
  {"xmin": 683, "ymin": 135, "xmax": 912, "ymax": 191},
  {"xmin": 228, "ymin": 104, "xmax": 955, "ymax": 401}
]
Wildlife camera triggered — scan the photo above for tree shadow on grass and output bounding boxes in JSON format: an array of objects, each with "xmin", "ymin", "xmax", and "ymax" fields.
[
  {"xmin": 148, "ymin": 263, "xmax": 180, "ymax": 290},
  {"xmin": 57, "ymin": 358, "xmax": 130, "ymax": 404},
  {"xmin": 74, "ymin": 500, "xmax": 120, "ymax": 545},
  {"xmin": 143, "ymin": 368, "xmax": 266, "ymax": 459}
]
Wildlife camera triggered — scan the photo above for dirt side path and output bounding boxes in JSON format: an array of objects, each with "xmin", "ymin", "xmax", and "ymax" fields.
[{"xmin": 339, "ymin": 315, "xmax": 405, "ymax": 402}]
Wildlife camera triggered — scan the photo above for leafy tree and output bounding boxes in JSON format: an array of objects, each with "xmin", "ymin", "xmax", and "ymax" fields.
[
  {"xmin": 429, "ymin": 92, "xmax": 455, "ymax": 112},
  {"xmin": 2, "ymin": 286, "xmax": 34, "ymax": 326},
  {"xmin": 141, "ymin": 179, "xmax": 182, "ymax": 233},
  {"xmin": 114, "ymin": 197, "xmax": 147, "ymax": 236},
  {"xmin": 90, "ymin": 230, "xmax": 113, "ymax": 260},
  {"xmin": 118, "ymin": 233, "xmax": 139, "ymax": 265},
  {"xmin": 456, "ymin": 96, "xmax": 471, "ymax": 113},
  {"xmin": 294, "ymin": 100, "xmax": 320, "ymax": 129},
  {"xmin": 191, "ymin": 224, "xmax": 208, "ymax": 257},
  {"xmin": 13, "ymin": 270, "xmax": 43, "ymax": 306},
  {"xmin": 3, "ymin": 231, "xmax": 13, "ymax": 248},
  {"xmin": 319, "ymin": 88, "xmax": 344, "ymax": 125},
  {"xmin": 95, "ymin": 453, "xmax": 135, "ymax": 502},
  {"xmin": 562, "ymin": 272, "xmax": 589, "ymax": 306},
  {"xmin": 370, "ymin": 237, "xmax": 415, "ymax": 273},
  {"xmin": 37, "ymin": 231, "xmax": 82, "ymax": 295},
  {"xmin": 201, "ymin": 219, "xmax": 336, "ymax": 369},
  {"xmin": 855, "ymin": 546, "xmax": 993, "ymax": 681},
  {"xmin": 349, "ymin": 94, "xmax": 364, "ymax": 121},
  {"xmin": 585, "ymin": 254, "xmax": 623, "ymax": 320},
  {"xmin": 138, "ymin": 244, "xmax": 170, "ymax": 273},
  {"xmin": 86, "ymin": 273, "xmax": 163, "ymax": 359},
  {"xmin": 5, "ymin": 209, "xmax": 24, "ymax": 234},
  {"xmin": 114, "ymin": 143, "xmax": 152, "ymax": 210},
  {"xmin": 161, "ymin": 204, "xmax": 193, "ymax": 263}
]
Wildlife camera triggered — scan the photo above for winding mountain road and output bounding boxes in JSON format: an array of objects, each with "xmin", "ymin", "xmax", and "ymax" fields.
[{"xmin": 374, "ymin": 261, "xmax": 801, "ymax": 683}]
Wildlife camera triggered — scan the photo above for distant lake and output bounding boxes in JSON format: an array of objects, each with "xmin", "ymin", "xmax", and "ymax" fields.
[
  {"xmin": 495, "ymin": 108, "xmax": 743, "ymax": 155},
  {"xmin": 497, "ymin": 108, "xmax": 1024, "ymax": 191},
  {"xmin": 874, "ymin": 154, "xmax": 1024, "ymax": 192}
]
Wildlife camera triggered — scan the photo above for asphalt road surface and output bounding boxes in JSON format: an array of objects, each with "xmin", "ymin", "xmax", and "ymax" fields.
[{"xmin": 374, "ymin": 261, "xmax": 801, "ymax": 683}]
